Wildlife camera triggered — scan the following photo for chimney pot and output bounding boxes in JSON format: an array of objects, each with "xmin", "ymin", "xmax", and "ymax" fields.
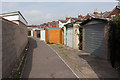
[
  {"xmin": 94, "ymin": 10, "xmax": 98, "ymax": 14},
  {"xmin": 66, "ymin": 16, "xmax": 71, "ymax": 20},
  {"xmin": 53, "ymin": 20, "xmax": 55, "ymax": 22},
  {"xmin": 78, "ymin": 14, "xmax": 82, "ymax": 18}
]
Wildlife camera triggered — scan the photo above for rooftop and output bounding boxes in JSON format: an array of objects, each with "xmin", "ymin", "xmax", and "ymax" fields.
[{"xmin": 0, "ymin": 11, "xmax": 28, "ymax": 24}]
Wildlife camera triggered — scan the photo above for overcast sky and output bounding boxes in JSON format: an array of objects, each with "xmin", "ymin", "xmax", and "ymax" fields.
[
  {"xmin": 2, "ymin": 2, "xmax": 118, "ymax": 25},
  {"xmin": 1, "ymin": 0, "xmax": 118, "ymax": 2}
]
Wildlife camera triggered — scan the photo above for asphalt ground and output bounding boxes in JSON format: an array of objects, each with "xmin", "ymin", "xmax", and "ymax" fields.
[{"xmin": 22, "ymin": 37, "xmax": 76, "ymax": 78}]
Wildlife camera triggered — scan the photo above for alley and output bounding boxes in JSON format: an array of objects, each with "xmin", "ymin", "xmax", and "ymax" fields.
[{"xmin": 22, "ymin": 37, "xmax": 76, "ymax": 78}]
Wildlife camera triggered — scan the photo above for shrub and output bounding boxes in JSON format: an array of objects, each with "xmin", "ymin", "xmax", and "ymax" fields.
[
  {"xmin": 77, "ymin": 25, "xmax": 83, "ymax": 50},
  {"xmin": 109, "ymin": 16, "xmax": 120, "ymax": 68}
]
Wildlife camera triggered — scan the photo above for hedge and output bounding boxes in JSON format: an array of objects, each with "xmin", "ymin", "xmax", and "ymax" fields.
[{"xmin": 109, "ymin": 16, "xmax": 120, "ymax": 68}]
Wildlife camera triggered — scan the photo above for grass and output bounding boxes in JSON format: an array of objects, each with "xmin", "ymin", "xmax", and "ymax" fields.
[
  {"xmin": 64, "ymin": 54, "xmax": 68, "ymax": 57},
  {"xmin": 10, "ymin": 52, "xmax": 27, "ymax": 79},
  {"xmin": 75, "ymin": 65, "xmax": 78, "ymax": 68},
  {"xmin": 58, "ymin": 46, "xmax": 64, "ymax": 49},
  {"xmin": 58, "ymin": 46, "xmax": 67, "ymax": 51},
  {"xmin": 14, "ymin": 50, "xmax": 28, "ymax": 78},
  {"xmin": 56, "ymin": 44, "xmax": 59, "ymax": 45},
  {"xmin": 19, "ymin": 53, "xmax": 27, "ymax": 74}
]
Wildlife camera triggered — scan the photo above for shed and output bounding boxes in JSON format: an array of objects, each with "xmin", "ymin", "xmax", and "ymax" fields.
[{"xmin": 81, "ymin": 18, "xmax": 110, "ymax": 59}]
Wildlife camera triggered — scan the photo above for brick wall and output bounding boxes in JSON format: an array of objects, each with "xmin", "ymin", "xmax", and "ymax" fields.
[
  {"xmin": 82, "ymin": 26, "xmax": 85, "ymax": 50},
  {"xmin": 107, "ymin": 6, "xmax": 120, "ymax": 18},
  {"xmin": 104, "ymin": 24, "xmax": 110, "ymax": 60},
  {"xmin": 2, "ymin": 19, "xmax": 28, "ymax": 78}
]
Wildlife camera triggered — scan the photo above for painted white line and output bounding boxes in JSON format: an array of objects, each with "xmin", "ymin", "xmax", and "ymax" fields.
[{"xmin": 46, "ymin": 44, "xmax": 79, "ymax": 79}]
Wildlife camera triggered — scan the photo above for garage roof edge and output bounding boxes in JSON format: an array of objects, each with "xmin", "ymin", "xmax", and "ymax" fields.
[{"xmin": 80, "ymin": 17, "xmax": 109, "ymax": 26}]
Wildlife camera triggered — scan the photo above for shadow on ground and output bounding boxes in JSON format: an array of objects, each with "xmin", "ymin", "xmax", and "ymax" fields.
[
  {"xmin": 22, "ymin": 37, "xmax": 37, "ymax": 78},
  {"xmin": 78, "ymin": 54, "xmax": 119, "ymax": 78}
]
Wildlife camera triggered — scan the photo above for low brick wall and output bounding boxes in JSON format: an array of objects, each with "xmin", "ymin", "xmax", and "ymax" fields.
[{"xmin": 2, "ymin": 19, "xmax": 28, "ymax": 78}]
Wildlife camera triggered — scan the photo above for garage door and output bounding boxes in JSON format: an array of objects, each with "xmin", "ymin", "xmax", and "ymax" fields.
[
  {"xmin": 84, "ymin": 23, "xmax": 105, "ymax": 58},
  {"xmin": 41, "ymin": 30, "xmax": 45, "ymax": 41},
  {"xmin": 67, "ymin": 27, "xmax": 73, "ymax": 48}
]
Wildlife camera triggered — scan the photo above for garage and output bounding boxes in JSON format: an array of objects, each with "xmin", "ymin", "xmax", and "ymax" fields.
[
  {"xmin": 45, "ymin": 27, "xmax": 62, "ymax": 44},
  {"xmin": 36, "ymin": 30, "xmax": 40, "ymax": 38},
  {"xmin": 81, "ymin": 18, "xmax": 109, "ymax": 59},
  {"xmin": 84, "ymin": 24, "xmax": 105, "ymax": 58}
]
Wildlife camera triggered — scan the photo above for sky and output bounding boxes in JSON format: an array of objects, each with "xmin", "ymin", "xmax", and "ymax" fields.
[
  {"xmin": 1, "ymin": 0, "xmax": 119, "ymax": 2},
  {"xmin": 1, "ymin": 2, "xmax": 119, "ymax": 25}
]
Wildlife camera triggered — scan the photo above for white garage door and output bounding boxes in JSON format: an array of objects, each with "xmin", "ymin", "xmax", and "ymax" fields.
[
  {"xmin": 41, "ymin": 30, "xmax": 45, "ymax": 41},
  {"xmin": 67, "ymin": 27, "xmax": 73, "ymax": 48}
]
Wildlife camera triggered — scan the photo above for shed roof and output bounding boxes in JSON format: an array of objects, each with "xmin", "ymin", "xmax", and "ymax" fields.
[
  {"xmin": 80, "ymin": 17, "xmax": 108, "ymax": 26},
  {"xmin": 64, "ymin": 23, "xmax": 74, "ymax": 28}
]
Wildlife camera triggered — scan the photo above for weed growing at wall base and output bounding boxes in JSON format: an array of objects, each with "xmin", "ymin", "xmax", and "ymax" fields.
[
  {"xmin": 58, "ymin": 46, "xmax": 67, "ymax": 51},
  {"xmin": 77, "ymin": 25, "xmax": 83, "ymax": 50}
]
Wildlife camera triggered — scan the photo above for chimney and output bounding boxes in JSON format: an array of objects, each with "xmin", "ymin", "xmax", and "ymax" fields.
[
  {"xmin": 66, "ymin": 16, "xmax": 71, "ymax": 20},
  {"xmin": 52, "ymin": 20, "xmax": 55, "ymax": 23},
  {"xmin": 94, "ymin": 10, "xmax": 98, "ymax": 14},
  {"xmin": 78, "ymin": 14, "xmax": 82, "ymax": 18},
  {"xmin": 100, "ymin": 12, "xmax": 103, "ymax": 14}
]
